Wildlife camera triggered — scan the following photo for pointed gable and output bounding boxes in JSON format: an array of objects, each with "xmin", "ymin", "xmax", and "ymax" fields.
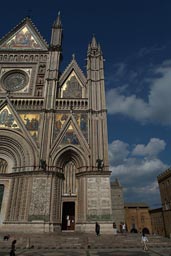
[
  {"xmin": 51, "ymin": 114, "xmax": 89, "ymax": 153},
  {"xmin": 0, "ymin": 17, "xmax": 48, "ymax": 51},
  {"xmin": 0, "ymin": 98, "xmax": 39, "ymax": 150},
  {"xmin": 59, "ymin": 56, "xmax": 87, "ymax": 98},
  {"xmin": 0, "ymin": 105, "xmax": 20, "ymax": 131}
]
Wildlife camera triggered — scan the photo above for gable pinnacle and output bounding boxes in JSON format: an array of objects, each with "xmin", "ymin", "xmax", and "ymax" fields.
[
  {"xmin": 53, "ymin": 11, "xmax": 62, "ymax": 28},
  {"xmin": 91, "ymin": 35, "xmax": 98, "ymax": 49}
]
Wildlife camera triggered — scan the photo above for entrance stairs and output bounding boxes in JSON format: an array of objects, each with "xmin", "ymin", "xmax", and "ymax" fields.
[{"xmin": 0, "ymin": 232, "xmax": 171, "ymax": 250}]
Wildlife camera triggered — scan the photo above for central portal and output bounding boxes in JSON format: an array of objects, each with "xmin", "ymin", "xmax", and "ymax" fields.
[{"xmin": 62, "ymin": 202, "xmax": 75, "ymax": 231}]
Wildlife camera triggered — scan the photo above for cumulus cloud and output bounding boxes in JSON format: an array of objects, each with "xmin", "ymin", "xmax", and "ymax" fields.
[
  {"xmin": 108, "ymin": 140, "xmax": 129, "ymax": 165},
  {"xmin": 109, "ymin": 138, "xmax": 168, "ymax": 207},
  {"xmin": 132, "ymin": 138, "xmax": 166, "ymax": 156},
  {"xmin": 106, "ymin": 60, "xmax": 171, "ymax": 125}
]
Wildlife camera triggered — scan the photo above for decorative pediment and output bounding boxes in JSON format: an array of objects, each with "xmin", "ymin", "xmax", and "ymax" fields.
[
  {"xmin": 0, "ymin": 98, "xmax": 39, "ymax": 150},
  {"xmin": 0, "ymin": 105, "xmax": 20, "ymax": 131},
  {"xmin": 0, "ymin": 17, "xmax": 48, "ymax": 51},
  {"xmin": 0, "ymin": 99, "xmax": 21, "ymax": 131},
  {"xmin": 54, "ymin": 112, "xmax": 88, "ymax": 141},
  {"xmin": 59, "ymin": 57, "xmax": 87, "ymax": 98},
  {"xmin": 51, "ymin": 114, "xmax": 89, "ymax": 155},
  {"xmin": 61, "ymin": 71, "xmax": 83, "ymax": 98}
]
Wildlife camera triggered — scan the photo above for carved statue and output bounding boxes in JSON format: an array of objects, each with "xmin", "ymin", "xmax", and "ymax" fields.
[
  {"xmin": 96, "ymin": 159, "xmax": 104, "ymax": 170},
  {"xmin": 39, "ymin": 159, "xmax": 46, "ymax": 171}
]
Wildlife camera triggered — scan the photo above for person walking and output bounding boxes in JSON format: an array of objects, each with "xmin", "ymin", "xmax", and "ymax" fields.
[
  {"xmin": 95, "ymin": 222, "xmax": 100, "ymax": 236},
  {"xmin": 141, "ymin": 233, "xmax": 149, "ymax": 251},
  {"xmin": 10, "ymin": 240, "xmax": 17, "ymax": 256}
]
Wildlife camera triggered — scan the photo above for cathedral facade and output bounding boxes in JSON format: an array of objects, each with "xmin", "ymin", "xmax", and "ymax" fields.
[{"xmin": 0, "ymin": 14, "xmax": 113, "ymax": 232}]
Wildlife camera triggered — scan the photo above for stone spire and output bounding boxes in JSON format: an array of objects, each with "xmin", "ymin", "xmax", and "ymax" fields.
[
  {"xmin": 50, "ymin": 12, "xmax": 63, "ymax": 48},
  {"xmin": 86, "ymin": 36, "xmax": 109, "ymax": 170},
  {"xmin": 87, "ymin": 35, "xmax": 105, "ymax": 110}
]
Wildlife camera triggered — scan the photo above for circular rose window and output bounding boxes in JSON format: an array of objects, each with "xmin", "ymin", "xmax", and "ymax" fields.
[{"xmin": 1, "ymin": 70, "xmax": 29, "ymax": 92}]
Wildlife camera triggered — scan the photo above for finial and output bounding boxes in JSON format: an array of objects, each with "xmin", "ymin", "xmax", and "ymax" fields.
[{"xmin": 72, "ymin": 53, "xmax": 75, "ymax": 60}]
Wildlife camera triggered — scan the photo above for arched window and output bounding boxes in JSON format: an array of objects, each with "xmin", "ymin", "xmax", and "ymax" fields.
[{"xmin": 0, "ymin": 158, "xmax": 8, "ymax": 173}]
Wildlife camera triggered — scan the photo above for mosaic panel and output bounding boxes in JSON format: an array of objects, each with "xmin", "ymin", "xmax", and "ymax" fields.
[
  {"xmin": 20, "ymin": 113, "xmax": 40, "ymax": 143},
  {"xmin": 62, "ymin": 75, "xmax": 82, "ymax": 98},
  {"xmin": 54, "ymin": 113, "xmax": 88, "ymax": 141},
  {"xmin": 0, "ymin": 106, "xmax": 20, "ymax": 130},
  {"xmin": 1, "ymin": 25, "xmax": 42, "ymax": 49},
  {"xmin": 61, "ymin": 124, "xmax": 79, "ymax": 145},
  {"xmin": 54, "ymin": 114, "xmax": 68, "ymax": 134},
  {"xmin": 73, "ymin": 113, "xmax": 88, "ymax": 140}
]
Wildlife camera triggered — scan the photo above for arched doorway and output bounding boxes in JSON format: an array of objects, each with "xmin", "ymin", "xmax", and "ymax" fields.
[
  {"xmin": 61, "ymin": 161, "xmax": 77, "ymax": 231},
  {"xmin": 62, "ymin": 202, "xmax": 75, "ymax": 230},
  {"xmin": 142, "ymin": 227, "xmax": 150, "ymax": 234}
]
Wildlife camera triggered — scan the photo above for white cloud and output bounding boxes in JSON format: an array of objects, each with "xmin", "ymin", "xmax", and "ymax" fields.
[
  {"xmin": 106, "ymin": 61, "xmax": 171, "ymax": 125},
  {"xmin": 109, "ymin": 139, "xmax": 168, "ymax": 206},
  {"xmin": 109, "ymin": 140, "xmax": 129, "ymax": 165},
  {"xmin": 132, "ymin": 138, "xmax": 166, "ymax": 156},
  {"xmin": 110, "ymin": 157, "xmax": 166, "ymax": 177}
]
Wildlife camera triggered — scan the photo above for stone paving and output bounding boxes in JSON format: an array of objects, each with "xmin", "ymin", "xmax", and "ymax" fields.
[{"xmin": 0, "ymin": 232, "xmax": 171, "ymax": 256}]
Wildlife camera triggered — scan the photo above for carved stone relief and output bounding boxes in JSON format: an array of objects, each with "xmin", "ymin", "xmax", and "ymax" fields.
[{"xmin": 29, "ymin": 177, "xmax": 51, "ymax": 220}]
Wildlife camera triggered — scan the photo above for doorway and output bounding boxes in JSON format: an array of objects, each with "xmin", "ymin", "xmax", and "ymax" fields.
[{"xmin": 62, "ymin": 202, "xmax": 75, "ymax": 231}]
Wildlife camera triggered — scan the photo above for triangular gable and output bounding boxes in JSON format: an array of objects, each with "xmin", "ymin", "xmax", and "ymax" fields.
[
  {"xmin": 53, "ymin": 112, "xmax": 88, "ymax": 142},
  {"xmin": 0, "ymin": 17, "xmax": 48, "ymax": 51},
  {"xmin": 0, "ymin": 105, "xmax": 21, "ymax": 131},
  {"xmin": 51, "ymin": 114, "xmax": 89, "ymax": 155},
  {"xmin": 0, "ymin": 98, "xmax": 39, "ymax": 151},
  {"xmin": 61, "ymin": 70, "xmax": 84, "ymax": 98},
  {"xmin": 59, "ymin": 57, "xmax": 87, "ymax": 93}
]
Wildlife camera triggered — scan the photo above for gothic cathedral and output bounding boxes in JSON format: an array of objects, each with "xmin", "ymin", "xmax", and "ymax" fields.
[{"xmin": 0, "ymin": 14, "xmax": 113, "ymax": 232}]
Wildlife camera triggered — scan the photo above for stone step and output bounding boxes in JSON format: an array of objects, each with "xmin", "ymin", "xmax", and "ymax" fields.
[{"xmin": 0, "ymin": 232, "xmax": 171, "ymax": 250}]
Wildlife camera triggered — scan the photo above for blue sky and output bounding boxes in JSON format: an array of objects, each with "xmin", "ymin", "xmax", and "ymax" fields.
[{"xmin": 1, "ymin": 0, "xmax": 171, "ymax": 208}]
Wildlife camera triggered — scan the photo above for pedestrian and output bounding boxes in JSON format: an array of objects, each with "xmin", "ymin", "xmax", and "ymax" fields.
[
  {"xmin": 4, "ymin": 234, "xmax": 10, "ymax": 240},
  {"xmin": 10, "ymin": 240, "xmax": 17, "ymax": 256},
  {"xmin": 95, "ymin": 222, "xmax": 100, "ymax": 236},
  {"xmin": 141, "ymin": 233, "xmax": 148, "ymax": 251},
  {"xmin": 122, "ymin": 223, "xmax": 126, "ymax": 233},
  {"xmin": 113, "ymin": 222, "xmax": 117, "ymax": 235},
  {"xmin": 119, "ymin": 222, "xmax": 122, "ymax": 233}
]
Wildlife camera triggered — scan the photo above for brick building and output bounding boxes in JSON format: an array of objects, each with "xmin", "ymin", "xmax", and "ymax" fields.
[
  {"xmin": 149, "ymin": 208, "xmax": 165, "ymax": 236},
  {"xmin": 124, "ymin": 203, "xmax": 152, "ymax": 234},
  {"xmin": 158, "ymin": 168, "xmax": 171, "ymax": 237}
]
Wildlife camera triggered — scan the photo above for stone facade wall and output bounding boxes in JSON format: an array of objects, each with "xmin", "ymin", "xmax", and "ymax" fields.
[{"xmin": 87, "ymin": 176, "xmax": 112, "ymax": 221}]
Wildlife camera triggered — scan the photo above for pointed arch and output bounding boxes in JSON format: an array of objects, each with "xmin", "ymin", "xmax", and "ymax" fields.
[
  {"xmin": 0, "ymin": 129, "xmax": 37, "ymax": 172},
  {"xmin": 52, "ymin": 145, "xmax": 88, "ymax": 170}
]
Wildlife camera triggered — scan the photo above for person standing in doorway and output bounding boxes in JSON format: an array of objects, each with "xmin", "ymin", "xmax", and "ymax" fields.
[{"xmin": 95, "ymin": 222, "xmax": 100, "ymax": 236}]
